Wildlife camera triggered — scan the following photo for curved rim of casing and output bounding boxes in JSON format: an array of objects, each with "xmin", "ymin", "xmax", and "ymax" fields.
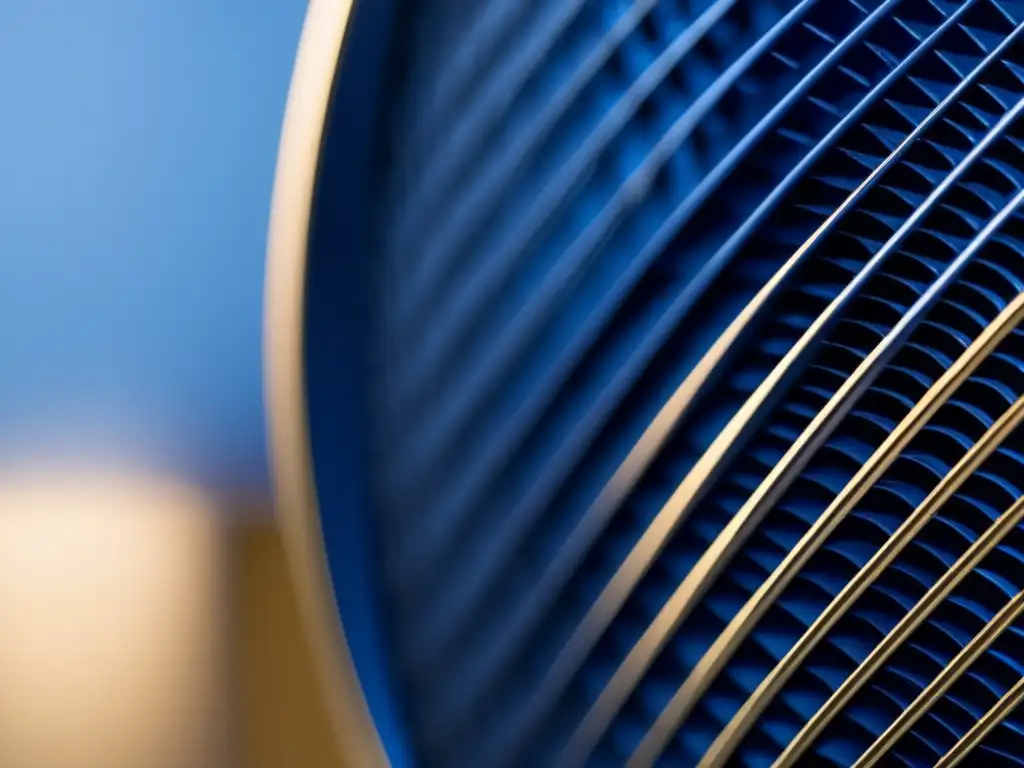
[{"xmin": 264, "ymin": 0, "xmax": 388, "ymax": 765}]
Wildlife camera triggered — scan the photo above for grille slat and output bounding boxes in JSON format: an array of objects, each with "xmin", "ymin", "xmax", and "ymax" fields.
[
  {"xmin": 304, "ymin": 0, "xmax": 1024, "ymax": 765},
  {"xmin": 579, "ymin": 143, "xmax": 1024, "ymax": 768},
  {"xmin": 412, "ymin": 2, "xmax": 1004, "ymax": 709},
  {"xmin": 628, "ymin": 271, "xmax": 1024, "ymax": 766},
  {"xmin": 406, "ymin": 0, "xmax": 958, "ymax": 670}
]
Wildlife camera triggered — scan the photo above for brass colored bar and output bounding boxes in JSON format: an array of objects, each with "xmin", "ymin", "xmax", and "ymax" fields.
[
  {"xmin": 773, "ymin": 495, "xmax": 1024, "ymax": 767},
  {"xmin": 934, "ymin": 675, "xmax": 1024, "ymax": 768},
  {"xmin": 852, "ymin": 591, "xmax": 1024, "ymax": 767},
  {"xmin": 561, "ymin": 111, "xmax": 1024, "ymax": 767},
  {"xmin": 627, "ymin": 291, "xmax": 1024, "ymax": 767}
]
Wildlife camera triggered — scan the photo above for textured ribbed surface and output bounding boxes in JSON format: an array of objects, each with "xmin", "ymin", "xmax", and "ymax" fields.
[{"xmin": 355, "ymin": 0, "xmax": 1024, "ymax": 765}]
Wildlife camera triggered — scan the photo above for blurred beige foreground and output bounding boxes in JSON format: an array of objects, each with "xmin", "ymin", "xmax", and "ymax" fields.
[{"xmin": 0, "ymin": 467, "xmax": 344, "ymax": 768}]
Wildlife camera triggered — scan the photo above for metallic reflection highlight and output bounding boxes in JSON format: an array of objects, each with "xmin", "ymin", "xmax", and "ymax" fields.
[
  {"xmin": 264, "ymin": 0, "xmax": 387, "ymax": 765},
  {"xmin": 775, "ymin": 495, "xmax": 1024, "ymax": 766},
  {"xmin": 565, "ymin": 90, "xmax": 1024, "ymax": 768},
  {"xmin": 936, "ymin": 674, "xmax": 1024, "ymax": 768},
  {"xmin": 854, "ymin": 588, "xmax": 1024, "ymax": 767},
  {"xmin": 633, "ymin": 289, "xmax": 1024, "ymax": 767}
]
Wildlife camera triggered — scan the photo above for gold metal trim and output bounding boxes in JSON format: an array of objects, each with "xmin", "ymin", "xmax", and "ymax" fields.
[
  {"xmin": 485, "ymin": 15, "xmax": 1024, "ymax": 763},
  {"xmin": 773, "ymin": 493, "xmax": 1024, "ymax": 767},
  {"xmin": 853, "ymin": 589, "xmax": 1024, "ymax": 768},
  {"xmin": 265, "ymin": 1, "xmax": 388, "ymax": 766},
  {"xmin": 681, "ymin": 300, "xmax": 1024, "ymax": 768},
  {"xmin": 496, "ymin": 31, "xmax": 964, "ymax": 762},
  {"xmin": 935, "ymin": 674, "xmax": 1024, "ymax": 768},
  {"xmin": 560, "ymin": 103, "xmax": 1024, "ymax": 768},
  {"xmin": 628, "ymin": 290, "xmax": 1024, "ymax": 767}
]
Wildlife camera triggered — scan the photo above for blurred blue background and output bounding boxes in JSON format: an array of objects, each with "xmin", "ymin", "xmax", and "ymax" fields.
[{"xmin": 0, "ymin": 1, "xmax": 307, "ymax": 490}]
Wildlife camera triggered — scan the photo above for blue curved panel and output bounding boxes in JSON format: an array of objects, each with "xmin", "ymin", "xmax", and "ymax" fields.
[{"xmin": 292, "ymin": 1, "xmax": 1024, "ymax": 766}]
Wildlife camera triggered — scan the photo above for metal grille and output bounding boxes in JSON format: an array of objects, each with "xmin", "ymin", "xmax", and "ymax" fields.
[{"xmin": 344, "ymin": 1, "xmax": 1024, "ymax": 765}]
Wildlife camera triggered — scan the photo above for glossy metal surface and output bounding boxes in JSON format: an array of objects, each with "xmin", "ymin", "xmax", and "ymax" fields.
[
  {"xmin": 273, "ymin": 1, "xmax": 1024, "ymax": 765},
  {"xmin": 265, "ymin": 0, "xmax": 387, "ymax": 765}
]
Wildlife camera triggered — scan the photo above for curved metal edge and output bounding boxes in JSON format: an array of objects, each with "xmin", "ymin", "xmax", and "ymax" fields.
[
  {"xmin": 935, "ymin": 674, "xmax": 1024, "ymax": 768},
  {"xmin": 264, "ymin": 1, "xmax": 389, "ymax": 765},
  {"xmin": 853, "ymin": 587, "xmax": 1024, "ymax": 768}
]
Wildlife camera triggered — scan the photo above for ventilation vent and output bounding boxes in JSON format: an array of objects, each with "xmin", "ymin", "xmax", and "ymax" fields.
[{"xmin": 337, "ymin": 0, "xmax": 1024, "ymax": 765}]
